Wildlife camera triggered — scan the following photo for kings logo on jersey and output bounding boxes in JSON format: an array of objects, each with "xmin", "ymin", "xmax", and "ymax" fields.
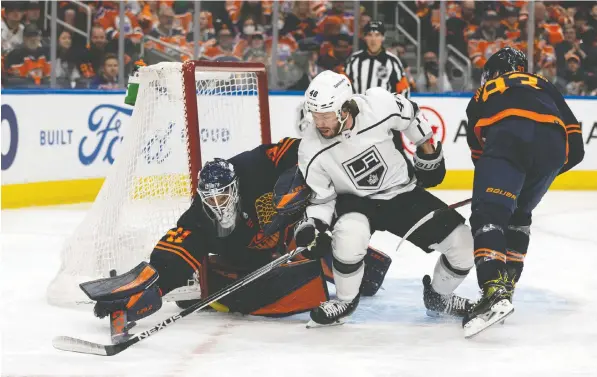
[{"xmin": 342, "ymin": 146, "xmax": 387, "ymax": 190}]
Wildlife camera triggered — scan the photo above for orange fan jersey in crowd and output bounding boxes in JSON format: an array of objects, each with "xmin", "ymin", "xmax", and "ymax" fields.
[
  {"xmin": 226, "ymin": 0, "xmax": 273, "ymax": 25},
  {"xmin": 265, "ymin": 34, "xmax": 298, "ymax": 63},
  {"xmin": 448, "ymin": 13, "xmax": 478, "ymax": 44},
  {"xmin": 4, "ymin": 45, "xmax": 51, "ymax": 85},
  {"xmin": 78, "ymin": 60, "xmax": 96, "ymax": 79},
  {"xmin": 202, "ymin": 43, "xmax": 243, "ymax": 61},
  {"xmin": 147, "ymin": 27, "xmax": 188, "ymax": 55},
  {"xmin": 508, "ymin": 36, "xmax": 555, "ymax": 66},
  {"xmin": 317, "ymin": 12, "xmax": 354, "ymax": 35},
  {"xmin": 430, "ymin": 2, "xmax": 460, "ymax": 30},
  {"xmin": 501, "ymin": 19, "xmax": 521, "ymax": 40},
  {"xmin": 468, "ymin": 28, "xmax": 507, "ymax": 69},
  {"xmin": 95, "ymin": 7, "xmax": 144, "ymax": 42},
  {"xmin": 174, "ymin": 12, "xmax": 193, "ymax": 34},
  {"xmin": 498, "ymin": 1, "xmax": 526, "ymax": 11},
  {"xmin": 415, "ymin": 0, "xmax": 433, "ymax": 18},
  {"xmin": 540, "ymin": 23, "xmax": 564, "ymax": 46},
  {"xmin": 232, "ymin": 34, "xmax": 265, "ymax": 59},
  {"xmin": 136, "ymin": 1, "xmax": 186, "ymax": 35},
  {"xmin": 316, "ymin": 48, "xmax": 347, "ymax": 75},
  {"xmin": 137, "ymin": 3, "xmax": 159, "ymax": 34},
  {"xmin": 546, "ymin": 4, "xmax": 574, "ymax": 26},
  {"xmin": 463, "ymin": 24, "xmax": 479, "ymax": 43}
]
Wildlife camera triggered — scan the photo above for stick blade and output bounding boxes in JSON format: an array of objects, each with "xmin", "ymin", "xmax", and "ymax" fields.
[{"xmin": 52, "ymin": 336, "xmax": 111, "ymax": 356}]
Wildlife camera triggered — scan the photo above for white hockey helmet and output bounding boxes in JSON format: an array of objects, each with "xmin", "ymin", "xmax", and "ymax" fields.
[{"xmin": 304, "ymin": 70, "xmax": 353, "ymax": 133}]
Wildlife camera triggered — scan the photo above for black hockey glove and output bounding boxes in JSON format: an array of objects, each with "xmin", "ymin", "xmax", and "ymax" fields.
[
  {"xmin": 294, "ymin": 217, "xmax": 332, "ymax": 260},
  {"xmin": 413, "ymin": 141, "xmax": 446, "ymax": 188}
]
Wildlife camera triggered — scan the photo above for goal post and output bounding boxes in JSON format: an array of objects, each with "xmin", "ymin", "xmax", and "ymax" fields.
[
  {"xmin": 182, "ymin": 60, "xmax": 272, "ymax": 191},
  {"xmin": 47, "ymin": 61, "xmax": 272, "ymax": 306}
]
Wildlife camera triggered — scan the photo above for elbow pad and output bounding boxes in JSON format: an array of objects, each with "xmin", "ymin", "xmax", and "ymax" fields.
[{"xmin": 403, "ymin": 114, "xmax": 433, "ymax": 147}]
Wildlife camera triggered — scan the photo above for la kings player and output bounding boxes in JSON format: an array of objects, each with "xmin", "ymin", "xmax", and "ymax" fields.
[{"xmin": 295, "ymin": 71, "xmax": 475, "ymax": 327}]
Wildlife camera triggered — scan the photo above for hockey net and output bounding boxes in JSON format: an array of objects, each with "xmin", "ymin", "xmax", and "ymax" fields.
[{"xmin": 47, "ymin": 61, "xmax": 271, "ymax": 306}]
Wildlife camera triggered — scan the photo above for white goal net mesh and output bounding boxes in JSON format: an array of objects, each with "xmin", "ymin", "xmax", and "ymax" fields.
[{"xmin": 47, "ymin": 62, "xmax": 264, "ymax": 306}]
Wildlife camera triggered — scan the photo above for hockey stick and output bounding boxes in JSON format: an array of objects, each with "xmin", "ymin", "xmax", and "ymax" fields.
[
  {"xmin": 52, "ymin": 247, "xmax": 306, "ymax": 356},
  {"xmin": 395, "ymin": 197, "xmax": 472, "ymax": 252}
]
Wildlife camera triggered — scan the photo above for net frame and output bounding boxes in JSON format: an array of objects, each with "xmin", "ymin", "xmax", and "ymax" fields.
[
  {"xmin": 183, "ymin": 60, "xmax": 272, "ymax": 192},
  {"xmin": 47, "ymin": 60, "xmax": 272, "ymax": 306}
]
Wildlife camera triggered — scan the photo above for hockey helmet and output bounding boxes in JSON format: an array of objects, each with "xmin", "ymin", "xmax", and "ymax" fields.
[
  {"xmin": 262, "ymin": 166, "xmax": 312, "ymax": 236},
  {"xmin": 198, "ymin": 158, "xmax": 240, "ymax": 231},
  {"xmin": 304, "ymin": 70, "xmax": 353, "ymax": 133},
  {"xmin": 481, "ymin": 47, "xmax": 528, "ymax": 85}
]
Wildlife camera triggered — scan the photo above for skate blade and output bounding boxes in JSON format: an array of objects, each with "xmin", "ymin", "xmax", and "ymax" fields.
[
  {"xmin": 464, "ymin": 300, "xmax": 514, "ymax": 339},
  {"xmin": 426, "ymin": 309, "xmax": 466, "ymax": 319},
  {"xmin": 426, "ymin": 309, "xmax": 441, "ymax": 318},
  {"xmin": 306, "ymin": 318, "xmax": 346, "ymax": 329}
]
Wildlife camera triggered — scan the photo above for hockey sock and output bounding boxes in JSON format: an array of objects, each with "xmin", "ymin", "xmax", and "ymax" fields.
[
  {"xmin": 470, "ymin": 204, "xmax": 511, "ymax": 289},
  {"xmin": 429, "ymin": 224, "xmax": 473, "ymax": 295},
  {"xmin": 505, "ymin": 224, "xmax": 530, "ymax": 283},
  {"xmin": 432, "ymin": 254, "xmax": 469, "ymax": 295},
  {"xmin": 332, "ymin": 256, "xmax": 365, "ymax": 302}
]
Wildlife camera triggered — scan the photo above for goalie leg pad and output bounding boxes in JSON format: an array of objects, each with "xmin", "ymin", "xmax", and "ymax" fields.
[
  {"xmin": 360, "ymin": 247, "xmax": 392, "ymax": 296},
  {"xmin": 208, "ymin": 257, "xmax": 329, "ymax": 316}
]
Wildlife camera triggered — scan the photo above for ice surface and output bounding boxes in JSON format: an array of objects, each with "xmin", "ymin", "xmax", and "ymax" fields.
[{"xmin": 2, "ymin": 191, "xmax": 596, "ymax": 377}]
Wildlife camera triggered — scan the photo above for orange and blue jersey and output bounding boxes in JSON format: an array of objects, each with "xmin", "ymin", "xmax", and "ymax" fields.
[{"xmin": 466, "ymin": 71, "xmax": 584, "ymax": 173}]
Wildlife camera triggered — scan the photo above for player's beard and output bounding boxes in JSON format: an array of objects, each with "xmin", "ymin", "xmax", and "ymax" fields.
[{"xmin": 317, "ymin": 121, "xmax": 341, "ymax": 139}]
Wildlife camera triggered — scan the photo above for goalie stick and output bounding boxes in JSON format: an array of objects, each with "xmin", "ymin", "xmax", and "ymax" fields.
[
  {"xmin": 394, "ymin": 197, "xmax": 472, "ymax": 252},
  {"xmin": 52, "ymin": 247, "xmax": 306, "ymax": 356}
]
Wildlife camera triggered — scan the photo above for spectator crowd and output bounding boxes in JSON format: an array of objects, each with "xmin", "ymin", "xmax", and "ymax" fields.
[
  {"xmin": 414, "ymin": 0, "xmax": 597, "ymax": 94},
  {"xmin": 1, "ymin": 0, "xmax": 596, "ymax": 95}
]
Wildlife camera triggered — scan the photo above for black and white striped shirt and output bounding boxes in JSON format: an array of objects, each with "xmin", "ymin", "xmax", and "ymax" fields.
[{"xmin": 345, "ymin": 48, "xmax": 410, "ymax": 97}]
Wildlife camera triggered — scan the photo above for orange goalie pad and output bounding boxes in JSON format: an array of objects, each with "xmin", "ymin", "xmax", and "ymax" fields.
[{"xmin": 208, "ymin": 258, "xmax": 329, "ymax": 317}]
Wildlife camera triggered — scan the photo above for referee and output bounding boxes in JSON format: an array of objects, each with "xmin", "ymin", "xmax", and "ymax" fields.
[
  {"xmin": 345, "ymin": 20, "xmax": 413, "ymax": 169},
  {"xmin": 345, "ymin": 21, "xmax": 410, "ymax": 97}
]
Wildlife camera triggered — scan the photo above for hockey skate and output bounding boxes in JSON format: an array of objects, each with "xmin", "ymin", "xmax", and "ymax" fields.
[
  {"xmin": 496, "ymin": 270, "xmax": 518, "ymax": 325},
  {"xmin": 463, "ymin": 275, "xmax": 514, "ymax": 338},
  {"xmin": 306, "ymin": 295, "xmax": 360, "ymax": 328},
  {"xmin": 422, "ymin": 275, "xmax": 473, "ymax": 318},
  {"xmin": 503, "ymin": 268, "xmax": 518, "ymax": 303}
]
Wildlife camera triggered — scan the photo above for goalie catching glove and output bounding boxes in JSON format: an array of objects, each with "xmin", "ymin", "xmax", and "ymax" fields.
[
  {"xmin": 262, "ymin": 165, "xmax": 312, "ymax": 236},
  {"xmin": 294, "ymin": 217, "xmax": 332, "ymax": 260},
  {"xmin": 413, "ymin": 141, "xmax": 446, "ymax": 188}
]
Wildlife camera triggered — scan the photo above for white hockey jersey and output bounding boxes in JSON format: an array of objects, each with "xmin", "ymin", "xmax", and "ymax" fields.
[{"xmin": 298, "ymin": 87, "xmax": 433, "ymax": 225}]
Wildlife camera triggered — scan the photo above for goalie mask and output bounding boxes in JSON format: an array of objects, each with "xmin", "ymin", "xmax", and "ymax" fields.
[{"xmin": 198, "ymin": 158, "xmax": 240, "ymax": 236}]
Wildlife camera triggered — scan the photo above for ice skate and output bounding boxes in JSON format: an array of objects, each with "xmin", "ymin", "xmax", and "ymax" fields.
[
  {"xmin": 463, "ymin": 276, "xmax": 514, "ymax": 338},
  {"xmin": 422, "ymin": 275, "xmax": 473, "ymax": 318},
  {"xmin": 306, "ymin": 295, "xmax": 360, "ymax": 328}
]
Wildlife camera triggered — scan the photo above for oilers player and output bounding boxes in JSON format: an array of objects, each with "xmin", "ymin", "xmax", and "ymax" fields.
[
  {"xmin": 294, "ymin": 70, "xmax": 475, "ymax": 328},
  {"xmin": 462, "ymin": 47, "xmax": 585, "ymax": 338}
]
